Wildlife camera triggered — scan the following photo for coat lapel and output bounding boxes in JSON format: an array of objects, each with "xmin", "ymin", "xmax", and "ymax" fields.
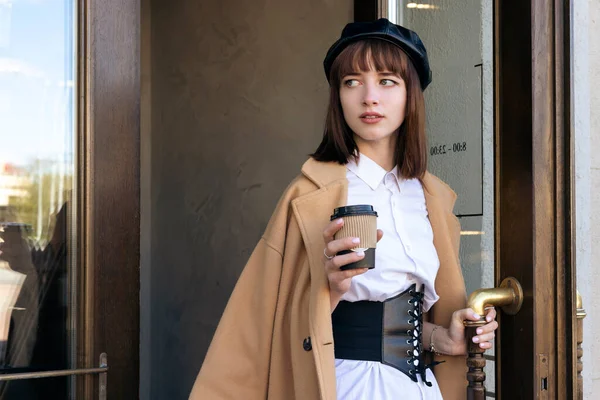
[{"xmin": 291, "ymin": 159, "xmax": 347, "ymax": 400}]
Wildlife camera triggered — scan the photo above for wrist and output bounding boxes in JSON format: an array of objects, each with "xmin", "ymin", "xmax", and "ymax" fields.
[
  {"xmin": 428, "ymin": 325, "xmax": 442, "ymax": 355},
  {"xmin": 432, "ymin": 326, "xmax": 458, "ymax": 356}
]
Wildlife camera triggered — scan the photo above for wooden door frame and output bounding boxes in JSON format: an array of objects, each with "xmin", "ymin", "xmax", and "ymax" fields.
[
  {"xmin": 495, "ymin": 1, "xmax": 574, "ymax": 399},
  {"xmin": 354, "ymin": 1, "xmax": 576, "ymax": 398},
  {"xmin": 76, "ymin": 0, "xmax": 141, "ymax": 398}
]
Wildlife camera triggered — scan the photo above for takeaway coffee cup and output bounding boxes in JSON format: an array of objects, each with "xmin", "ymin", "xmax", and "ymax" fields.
[{"xmin": 330, "ymin": 205, "xmax": 378, "ymax": 271}]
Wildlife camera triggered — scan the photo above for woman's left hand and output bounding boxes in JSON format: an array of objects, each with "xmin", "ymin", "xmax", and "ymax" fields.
[{"xmin": 445, "ymin": 307, "xmax": 498, "ymax": 356}]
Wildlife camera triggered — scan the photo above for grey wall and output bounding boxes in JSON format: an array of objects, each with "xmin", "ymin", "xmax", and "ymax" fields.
[
  {"xmin": 573, "ymin": 0, "xmax": 600, "ymax": 398},
  {"xmin": 143, "ymin": 1, "xmax": 352, "ymax": 398}
]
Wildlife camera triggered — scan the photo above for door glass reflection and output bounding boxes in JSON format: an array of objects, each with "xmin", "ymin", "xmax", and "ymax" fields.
[
  {"xmin": 0, "ymin": 0, "xmax": 76, "ymax": 398},
  {"xmin": 393, "ymin": 1, "xmax": 496, "ymax": 398}
]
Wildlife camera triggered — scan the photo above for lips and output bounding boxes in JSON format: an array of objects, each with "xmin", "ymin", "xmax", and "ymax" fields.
[
  {"xmin": 360, "ymin": 112, "xmax": 384, "ymax": 118},
  {"xmin": 360, "ymin": 112, "xmax": 384, "ymax": 124}
]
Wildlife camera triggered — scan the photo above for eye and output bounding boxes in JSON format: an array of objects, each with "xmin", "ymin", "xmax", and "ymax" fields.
[
  {"xmin": 380, "ymin": 79, "xmax": 397, "ymax": 86},
  {"xmin": 343, "ymin": 79, "xmax": 360, "ymax": 88}
]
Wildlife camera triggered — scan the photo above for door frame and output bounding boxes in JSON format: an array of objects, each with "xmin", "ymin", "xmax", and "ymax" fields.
[
  {"xmin": 76, "ymin": 0, "xmax": 141, "ymax": 398},
  {"xmin": 354, "ymin": 1, "xmax": 576, "ymax": 398},
  {"xmin": 495, "ymin": 1, "xmax": 575, "ymax": 398}
]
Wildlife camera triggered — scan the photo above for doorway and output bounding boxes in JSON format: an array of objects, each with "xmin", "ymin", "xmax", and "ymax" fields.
[{"xmin": 0, "ymin": 0, "xmax": 576, "ymax": 398}]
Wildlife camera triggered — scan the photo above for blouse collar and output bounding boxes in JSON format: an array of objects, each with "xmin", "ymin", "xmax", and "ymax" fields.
[{"xmin": 346, "ymin": 153, "xmax": 400, "ymax": 191}]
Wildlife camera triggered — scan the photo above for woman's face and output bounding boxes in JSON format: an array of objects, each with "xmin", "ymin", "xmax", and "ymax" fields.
[{"xmin": 339, "ymin": 68, "xmax": 407, "ymax": 148}]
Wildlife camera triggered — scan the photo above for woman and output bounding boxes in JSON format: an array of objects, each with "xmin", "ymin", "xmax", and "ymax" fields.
[{"xmin": 190, "ymin": 19, "xmax": 498, "ymax": 400}]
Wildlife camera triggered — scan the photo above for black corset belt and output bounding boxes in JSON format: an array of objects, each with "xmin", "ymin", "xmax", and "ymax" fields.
[{"xmin": 331, "ymin": 284, "xmax": 442, "ymax": 386}]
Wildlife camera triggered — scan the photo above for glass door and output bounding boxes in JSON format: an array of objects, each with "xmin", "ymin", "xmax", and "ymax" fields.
[
  {"xmin": 0, "ymin": 0, "xmax": 141, "ymax": 397},
  {"xmin": 391, "ymin": 1, "xmax": 496, "ymax": 395},
  {"xmin": 0, "ymin": 0, "xmax": 78, "ymax": 398}
]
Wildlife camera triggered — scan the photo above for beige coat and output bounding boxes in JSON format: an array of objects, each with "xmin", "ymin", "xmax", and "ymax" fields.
[{"xmin": 190, "ymin": 158, "xmax": 467, "ymax": 400}]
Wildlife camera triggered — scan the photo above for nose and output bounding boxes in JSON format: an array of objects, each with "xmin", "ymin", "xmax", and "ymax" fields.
[{"xmin": 362, "ymin": 83, "xmax": 380, "ymax": 106}]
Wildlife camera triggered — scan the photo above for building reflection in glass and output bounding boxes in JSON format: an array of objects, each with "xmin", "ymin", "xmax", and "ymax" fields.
[{"xmin": 0, "ymin": 0, "xmax": 76, "ymax": 398}]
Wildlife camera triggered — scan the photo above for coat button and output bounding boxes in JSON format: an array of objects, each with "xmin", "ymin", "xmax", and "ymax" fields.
[{"xmin": 303, "ymin": 337, "xmax": 312, "ymax": 351}]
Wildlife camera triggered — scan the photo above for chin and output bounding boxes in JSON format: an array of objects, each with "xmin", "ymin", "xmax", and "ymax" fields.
[{"xmin": 353, "ymin": 129, "xmax": 394, "ymax": 143}]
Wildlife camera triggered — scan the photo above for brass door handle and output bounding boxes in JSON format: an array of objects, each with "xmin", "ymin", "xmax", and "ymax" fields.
[
  {"xmin": 464, "ymin": 277, "xmax": 523, "ymax": 400},
  {"xmin": 576, "ymin": 290, "xmax": 586, "ymax": 319},
  {"xmin": 467, "ymin": 276, "xmax": 524, "ymax": 317}
]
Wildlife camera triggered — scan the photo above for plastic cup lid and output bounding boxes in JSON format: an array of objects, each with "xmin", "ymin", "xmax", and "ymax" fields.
[{"xmin": 330, "ymin": 205, "xmax": 378, "ymax": 220}]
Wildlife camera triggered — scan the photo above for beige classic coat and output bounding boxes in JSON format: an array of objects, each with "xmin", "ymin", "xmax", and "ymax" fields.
[{"xmin": 190, "ymin": 158, "xmax": 468, "ymax": 400}]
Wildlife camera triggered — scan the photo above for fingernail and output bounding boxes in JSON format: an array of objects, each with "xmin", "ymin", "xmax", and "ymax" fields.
[
  {"xmin": 473, "ymin": 313, "xmax": 481, "ymax": 319},
  {"xmin": 352, "ymin": 237, "xmax": 360, "ymax": 244},
  {"xmin": 472, "ymin": 337, "xmax": 479, "ymax": 343},
  {"xmin": 486, "ymin": 316, "xmax": 492, "ymax": 322},
  {"xmin": 477, "ymin": 328, "xmax": 482, "ymax": 334},
  {"xmin": 356, "ymin": 251, "xmax": 365, "ymax": 257},
  {"xmin": 337, "ymin": 218, "xmax": 343, "ymax": 225},
  {"xmin": 479, "ymin": 343, "xmax": 486, "ymax": 348}
]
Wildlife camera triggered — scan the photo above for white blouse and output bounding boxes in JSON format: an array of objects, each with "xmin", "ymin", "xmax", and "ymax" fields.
[{"xmin": 335, "ymin": 153, "xmax": 444, "ymax": 400}]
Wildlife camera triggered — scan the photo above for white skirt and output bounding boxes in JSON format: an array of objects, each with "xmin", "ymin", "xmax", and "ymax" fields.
[{"xmin": 335, "ymin": 358, "xmax": 444, "ymax": 400}]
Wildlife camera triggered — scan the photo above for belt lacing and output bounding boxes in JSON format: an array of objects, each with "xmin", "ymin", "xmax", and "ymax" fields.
[{"xmin": 407, "ymin": 288, "xmax": 444, "ymax": 387}]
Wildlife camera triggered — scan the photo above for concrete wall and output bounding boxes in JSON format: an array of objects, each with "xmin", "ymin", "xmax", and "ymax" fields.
[
  {"xmin": 141, "ymin": 1, "xmax": 352, "ymax": 398},
  {"xmin": 574, "ymin": 0, "xmax": 599, "ymax": 398},
  {"xmin": 584, "ymin": 0, "xmax": 600, "ymax": 397}
]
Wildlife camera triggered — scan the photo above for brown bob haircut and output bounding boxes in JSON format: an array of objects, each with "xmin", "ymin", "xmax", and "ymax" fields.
[{"xmin": 311, "ymin": 39, "xmax": 428, "ymax": 179}]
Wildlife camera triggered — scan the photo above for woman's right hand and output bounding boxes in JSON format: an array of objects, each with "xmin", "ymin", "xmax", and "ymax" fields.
[{"xmin": 323, "ymin": 218, "xmax": 383, "ymax": 312}]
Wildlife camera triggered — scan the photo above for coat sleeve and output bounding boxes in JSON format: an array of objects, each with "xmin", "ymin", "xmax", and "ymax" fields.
[{"xmin": 189, "ymin": 237, "xmax": 283, "ymax": 399}]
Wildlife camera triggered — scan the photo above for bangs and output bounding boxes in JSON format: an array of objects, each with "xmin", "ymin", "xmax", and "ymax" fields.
[{"xmin": 331, "ymin": 39, "xmax": 413, "ymax": 85}]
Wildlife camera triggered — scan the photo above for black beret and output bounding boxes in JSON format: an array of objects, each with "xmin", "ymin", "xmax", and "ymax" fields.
[{"xmin": 323, "ymin": 18, "xmax": 432, "ymax": 90}]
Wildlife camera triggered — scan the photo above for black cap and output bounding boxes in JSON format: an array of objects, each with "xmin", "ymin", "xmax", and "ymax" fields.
[{"xmin": 323, "ymin": 18, "xmax": 432, "ymax": 90}]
